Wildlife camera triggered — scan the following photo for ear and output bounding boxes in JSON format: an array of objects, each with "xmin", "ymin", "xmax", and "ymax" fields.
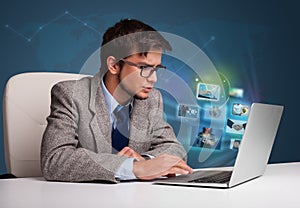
[{"xmin": 106, "ymin": 56, "xmax": 120, "ymax": 75}]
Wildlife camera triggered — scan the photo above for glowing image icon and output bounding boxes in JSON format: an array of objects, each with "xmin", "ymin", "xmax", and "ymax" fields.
[{"xmin": 196, "ymin": 82, "xmax": 221, "ymax": 101}]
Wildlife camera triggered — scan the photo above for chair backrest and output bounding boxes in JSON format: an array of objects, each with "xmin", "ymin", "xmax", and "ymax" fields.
[{"xmin": 3, "ymin": 72, "xmax": 90, "ymax": 177}]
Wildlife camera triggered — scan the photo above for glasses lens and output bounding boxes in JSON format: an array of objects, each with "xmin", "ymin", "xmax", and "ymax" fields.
[
  {"xmin": 141, "ymin": 66, "xmax": 154, "ymax": 77},
  {"xmin": 141, "ymin": 67, "xmax": 166, "ymax": 78}
]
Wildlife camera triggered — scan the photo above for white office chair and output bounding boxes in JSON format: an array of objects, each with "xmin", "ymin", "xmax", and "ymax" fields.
[{"xmin": 3, "ymin": 72, "xmax": 90, "ymax": 177}]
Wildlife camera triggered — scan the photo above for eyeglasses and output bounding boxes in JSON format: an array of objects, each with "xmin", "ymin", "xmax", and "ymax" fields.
[{"xmin": 120, "ymin": 58, "xmax": 166, "ymax": 78}]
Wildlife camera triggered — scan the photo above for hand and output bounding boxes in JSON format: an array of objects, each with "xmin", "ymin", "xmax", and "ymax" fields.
[
  {"xmin": 205, "ymin": 140, "xmax": 215, "ymax": 146},
  {"xmin": 233, "ymin": 124, "xmax": 243, "ymax": 131},
  {"xmin": 117, "ymin": 147, "xmax": 145, "ymax": 161},
  {"xmin": 133, "ymin": 154, "xmax": 193, "ymax": 180}
]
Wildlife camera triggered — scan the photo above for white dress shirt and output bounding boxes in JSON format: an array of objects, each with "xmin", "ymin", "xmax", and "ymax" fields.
[{"xmin": 101, "ymin": 78, "xmax": 137, "ymax": 180}]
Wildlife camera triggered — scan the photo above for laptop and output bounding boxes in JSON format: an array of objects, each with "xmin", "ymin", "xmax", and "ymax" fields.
[{"xmin": 153, "ymin": 103, "xmax": 284, "ymax": 188}]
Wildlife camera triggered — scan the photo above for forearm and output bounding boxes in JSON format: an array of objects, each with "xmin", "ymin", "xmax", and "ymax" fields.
[
  {"xmin": 41, "ymin": 146, "xmax": 124, "ymax": 182},
  {"xmin": 41, "ymin": 125, "xmax": 128, "ymax": 182},
  {"xmin": 41, "ymin": 123, "xmax": 127, "ymax": 182}
]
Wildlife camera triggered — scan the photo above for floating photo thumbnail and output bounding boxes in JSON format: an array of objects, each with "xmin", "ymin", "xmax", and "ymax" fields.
[
  {"xmin": 203, "ymin": 104, "xmax": 226, "ymax": 121},
  {"xmin": 230, "ymin": 139, "xmax": 241, "ymax": 150},
  {"xmin": 177, "ymin": 104, "xmax": 200, "ymax": 119},
  {"xmin": 229, "ymin": 87, "xmax": 244, "ymax": 98},
  {"xmin": 193, "ymin": 126, "xmax": 223, "ymax": 149},
  {"xmin": 232, "ymin": 103, "xmax": 250, "ymax": 116},
  {"xmin": 197, "ymin": 82, "xmax": 220, "ymax": 101},
  {"xmin": 226, "ymin": 119, "xmax": 247, "ymax": 135}
]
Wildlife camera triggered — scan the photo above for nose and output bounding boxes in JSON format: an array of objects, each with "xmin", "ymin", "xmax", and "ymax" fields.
[{"xmin": 146, "ymin": 71, "xmax": 157, "ymax": 83}]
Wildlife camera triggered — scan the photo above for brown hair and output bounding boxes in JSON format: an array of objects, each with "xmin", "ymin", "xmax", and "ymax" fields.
[{"xmin": 100, "ymin": 19, "xmax": 172, "ymax": 73}]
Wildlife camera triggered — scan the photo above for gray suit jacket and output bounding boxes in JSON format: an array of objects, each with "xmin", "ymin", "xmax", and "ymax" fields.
[{"xmin": 41, "ymin": 73, "xmax": 186, "ymax": 183}]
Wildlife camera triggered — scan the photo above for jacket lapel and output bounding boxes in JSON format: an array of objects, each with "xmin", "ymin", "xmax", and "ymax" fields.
[{"xmin": 89, "ymin": 73, "xmax": 112, "ymax": 153}]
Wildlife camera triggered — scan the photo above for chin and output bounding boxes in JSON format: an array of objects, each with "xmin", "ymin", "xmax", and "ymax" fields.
[{"xmin": 134, "ymin": 93, "xmax": 149, "ymax": 100}]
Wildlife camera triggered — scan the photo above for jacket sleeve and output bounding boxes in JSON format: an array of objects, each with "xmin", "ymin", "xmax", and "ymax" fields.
[
  {"xmin": 142, "ymin": 90, "xmax": 187, "ymax": 160},
  {"xmin": 40, "ymin": 82, "xmax": 126, "ymax": 183}
]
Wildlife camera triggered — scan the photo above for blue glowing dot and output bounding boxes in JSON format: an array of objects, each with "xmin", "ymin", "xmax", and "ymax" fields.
[
  {"xmin": 5, "ymin": 24, "xmax": 9, "ymax": 28},
  {"xmin": 211, "ymin": 36, "xmax": 215, "ymax": 40},
  {"xmin": 65, "ymin": 11, "xmax": 69, "ymax": 14},
  {"xmin": 27, "ymin": 39, "xmax": 31, "ymax": 42},
  {"xmin": 84, "ymin": 23, "xmax": 87, "ymax": 26},
  {"xmin": 39, "ymin": 26, "xmax": 43, "ymax": 30}
]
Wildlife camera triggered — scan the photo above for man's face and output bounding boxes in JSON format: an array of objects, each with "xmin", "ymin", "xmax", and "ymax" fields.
[{"xmin": 118, "ymin": 51, "xmax": 162, "ymax": 100}]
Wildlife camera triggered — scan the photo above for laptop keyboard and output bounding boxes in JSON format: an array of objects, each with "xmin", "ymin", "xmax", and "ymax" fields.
[{"xmin": 189, "ymin": 171, "xmax": 232, "ymax": 184}]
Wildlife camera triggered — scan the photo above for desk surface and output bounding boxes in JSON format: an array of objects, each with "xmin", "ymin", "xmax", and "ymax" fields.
[{"xmin": 1, "ymin": 162, "xmax": 300, "ymax": 208}]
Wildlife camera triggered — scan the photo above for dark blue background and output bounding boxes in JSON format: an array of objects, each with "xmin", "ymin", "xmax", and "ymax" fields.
[{"xmin": 1, "ymin": 0, "xmax": 299, "ymax": 174}]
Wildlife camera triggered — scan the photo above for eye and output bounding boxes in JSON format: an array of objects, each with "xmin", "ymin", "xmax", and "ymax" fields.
[{"xmin": 139, "ymin": 65, "xmax": 152, "ymax": 70}]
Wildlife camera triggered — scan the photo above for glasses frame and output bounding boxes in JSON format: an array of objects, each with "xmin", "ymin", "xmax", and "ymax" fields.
[{"xmin": 120, "ymin": 58, "xmax": 166, "ymax": 78}]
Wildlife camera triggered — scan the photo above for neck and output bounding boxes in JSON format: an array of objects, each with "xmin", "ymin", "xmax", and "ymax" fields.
[{"xmin": 103, "ymin": 73, "xmax": 132, "ymax": 106}]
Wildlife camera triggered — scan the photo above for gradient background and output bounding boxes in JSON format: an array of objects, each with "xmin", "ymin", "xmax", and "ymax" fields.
[{"xmin": 0, "ymin": 0, "xmax": 299, "ymax": 174}]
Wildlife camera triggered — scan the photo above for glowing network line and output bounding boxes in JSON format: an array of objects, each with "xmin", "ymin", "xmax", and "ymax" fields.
[
  {"xmin": 4, "ymin": 11, "xmax": 102, "ymax": 42},
  {"xmin": 201, "ymin": 36, "xmax": 215, "ymax": 50}
]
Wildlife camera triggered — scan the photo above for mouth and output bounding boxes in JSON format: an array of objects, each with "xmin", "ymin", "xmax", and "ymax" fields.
[{"xmin": 142, "ymin": 86, "xmax": 153, "ymax": 93}]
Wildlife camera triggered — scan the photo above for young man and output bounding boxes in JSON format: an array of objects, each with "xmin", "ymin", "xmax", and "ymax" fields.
[{"xmin": 41, "ymin": 19, "xmax": 193, "ymax": 182}]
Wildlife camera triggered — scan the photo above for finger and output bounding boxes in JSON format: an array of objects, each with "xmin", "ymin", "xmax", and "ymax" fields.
[
  {"xmin": 179, "ymin": 165, "xmax": 193, "ymax": 174},
  {"xmin": 118, "ymin": 147, "xmax": 145, "ymax": 161},
  {"xmin": 127, "ymin": 149, "xmax": 141, "ymax": 159},
  {"xmin": 161, "ymin": 166, "xmax": 191, "ymax": 176},
  {"xmin": 166, "ymin": 157, "xmax": 193, "ymax": 173},
  {"xmin": 117, "ymin": 147, "xmax": 131, "ymax": 156},
  {"xmin": 175, "ymin": 161, "xmax": 193, "ymax": 173},
  {"xmin": 156, "ymin": 154, "xmax": 193, "ymax": 173},
  {"xmin": 169, "ymin": 161, "xmax": 193, "ymax": 174}
]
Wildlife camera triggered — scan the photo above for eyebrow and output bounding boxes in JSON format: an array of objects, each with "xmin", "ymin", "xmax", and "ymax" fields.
[{"xmin": 136, "ymin": 61, "xmax": 163, "ymax": 67}]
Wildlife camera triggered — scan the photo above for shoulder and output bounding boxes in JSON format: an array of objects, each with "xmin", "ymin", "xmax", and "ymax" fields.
[
  {"xmin": 150, "ymin": 88, "xmax": 161, "ymax": 97},
  {"xmin": 149, "ymin": 88, "xmax": 162, "ymax": 101},
  {"xmin": 50, "ymin": 75, "xmax": 96, "ymax": 99},
  {"xmin": 52, "ymin": 77, "xmax": 92, "ymax": 90},
  {"xmin": 49, "ymin": 75, "xmax": 101, "ymax": 109}
]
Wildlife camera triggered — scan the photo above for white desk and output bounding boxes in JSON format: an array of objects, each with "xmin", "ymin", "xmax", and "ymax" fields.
[{"xmin": 1, "ymin": 162, "xmax": 299, "ymax": 208}]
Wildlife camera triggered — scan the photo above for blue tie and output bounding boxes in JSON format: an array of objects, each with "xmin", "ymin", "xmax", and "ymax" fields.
[{"xmin": 112, "ymin": 105, "xmax": 130, "ymax": 153}]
